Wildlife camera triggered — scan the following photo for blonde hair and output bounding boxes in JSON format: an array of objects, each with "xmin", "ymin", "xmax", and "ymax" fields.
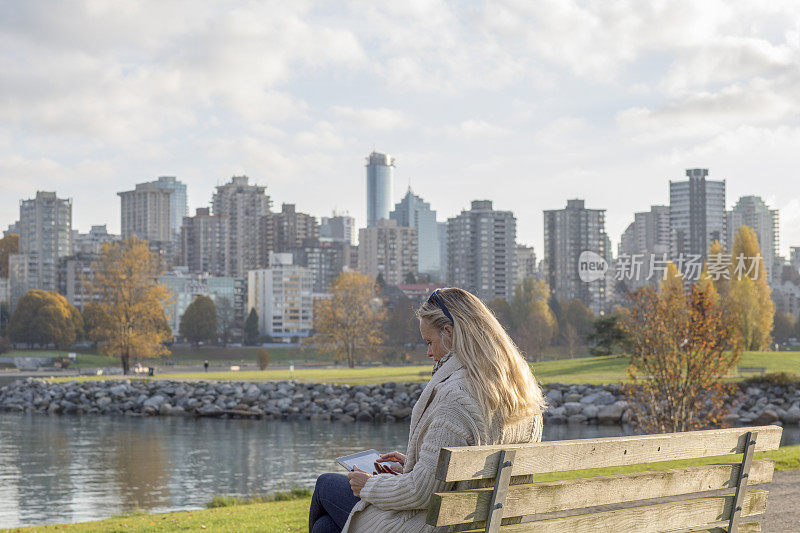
[{"xmin": 417, "ymin": 287, "xmax": 546, "ymax": 425}]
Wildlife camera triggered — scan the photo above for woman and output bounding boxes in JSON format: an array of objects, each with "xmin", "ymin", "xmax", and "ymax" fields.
[{"xmin": 308, "ymin": 287, "xmax": 546, "ymax": 533}]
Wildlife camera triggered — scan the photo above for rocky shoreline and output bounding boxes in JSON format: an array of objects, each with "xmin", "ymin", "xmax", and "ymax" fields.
[{"xmin": 0, "ymin": 378, "xmax": 798, "ymax": 426}]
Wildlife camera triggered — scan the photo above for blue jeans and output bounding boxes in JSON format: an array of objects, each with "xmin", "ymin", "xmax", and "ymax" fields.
[{"xmin": 308, "ymin": 473, "xmax": 361, "ymax": 533}]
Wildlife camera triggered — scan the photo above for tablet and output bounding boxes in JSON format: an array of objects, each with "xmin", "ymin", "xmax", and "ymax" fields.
[{"xmin": 336, "ymin": 449, "xmax": 400, "ymax": 474}]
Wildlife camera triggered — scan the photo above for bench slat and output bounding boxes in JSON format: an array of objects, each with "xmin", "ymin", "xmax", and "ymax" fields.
[
  {"xmin": 427, "ymin": 459, "xmax": 774, "ymax": 527},
  {"xmin": 457, "ymin": 490, "xmax": 767, "ymax": 533},
  {"xmin": 436, "ymin": 426, "xmax": 782, "ymax": 482}
]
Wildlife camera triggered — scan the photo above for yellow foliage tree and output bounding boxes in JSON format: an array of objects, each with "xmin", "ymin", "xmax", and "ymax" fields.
[
  {"xmin": 311, "ymin": 271, "xmax": 386, "ymax": 368},
  {"xmin": 728, "ymin": 226, "xmax": 775, "ymax": 350},
  {"xmin": 0, "ymin": 233, "xmax": 19, "ymax": 278},
  {"xmin": 510, "ymin": 277, "xmax": 557, "ymax": 360},
  {"xmin": 7, "ymin": 289, "xmax": 83, "ymax": 347},
  {"xmin": 86, "ymin": 236, "xmax": 173, "ymax": 374}
]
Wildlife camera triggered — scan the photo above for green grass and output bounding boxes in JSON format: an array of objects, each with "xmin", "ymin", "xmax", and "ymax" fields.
[
  {"xmin": 42, "ymin": 350, "xmax": 800, "ymax": 385},
  {"xmin": 3, "ymin": 499, "xmax": 309, "ymax": 532},
  {"xmin": 48, "ymin": 365, "xmax": 435, "ymax": 385},
  {"xmin": 7, "ymin": 446, "xmax": 799, "ymax": 533}
]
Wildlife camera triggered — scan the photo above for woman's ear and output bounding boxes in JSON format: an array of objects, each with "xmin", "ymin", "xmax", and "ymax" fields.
[{"xmin": 442, "ymin": 324, "xmax": 454, "ymax": 340}]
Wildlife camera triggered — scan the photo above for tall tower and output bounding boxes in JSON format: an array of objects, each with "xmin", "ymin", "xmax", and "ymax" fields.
[
  {"xmin": 448, "ymin": 200, "xmax": 517, "ymax": 302},
  {"xmin": 390, "ymin": 188, "xmax": 441, "ymax": 278},
  {"xmin": 9, "ymin": 191, "xmax": 72, "ymax": 308},
  {"xmin": 543, "ymin": 199, "xmax": 608, "ymax": 314},
  {"xmin": 669, "ymin": 169, "xmax": 726, "ymax": 260},
  {"xmin": 212, "ymin": 176, "xmax": 272, "ymax": 277},
  {"xmin": 366, "ymin": 152, "xmax": 394, "ymax": 227}
]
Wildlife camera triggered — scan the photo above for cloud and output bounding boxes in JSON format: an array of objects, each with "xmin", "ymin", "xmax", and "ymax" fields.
[
  {"xmin": 445, "ymin": 120, "xmax": 509, "ymax": 139},
  {"xmin": 330, "ymin": 106, "xmax": 408, "ymax": 131}
]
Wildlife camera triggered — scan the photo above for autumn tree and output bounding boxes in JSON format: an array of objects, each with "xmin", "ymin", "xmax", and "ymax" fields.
[
  {"xmin": 587, "ymin": 312, "xmax": 629, "ymax": 356},
  {"xmin": 244, "ymin": 308, "xmax": 260, "ymax": 346},
  {"xmin": 85, "ymin": 236, "xmax": 172, "ymax": 374},
  {"xmin": 623, "ymin": 263, "xmax": 742, "ymax": 432},
  {"xmin": 384, "ymin": 294, "xmax": 419, "ymax": 347},
  {"xmin": 312, "ymin": 271, "xmax": 386, "ymax": 367},
  {"xmin": 257, "ymin": 348, "xmax": 270, "ymax": 370},
  {"xmin": 7, "ymin": 289, "xmax": 83, "ymax": 347},
  {"xmin": 511, "ymin": 277, "xmax": 557, "ymax": 360},
  {"xmin": 0, "ymin": 234, "xmax": 19, "ymax": 278},
  {"xmin": 180, "ymin": 295, "xmax": 218, "ymax": 346},
  {"xmin": 486, "ymin": 297, "xmax": 513, "ymax": 332},
  {"xmin": 727, "ymin": 226, "xmax": 775, "ymax": 350},
  {"xmin": 772, "ymin": 311, "xmax": 794, "ymax": 344}
]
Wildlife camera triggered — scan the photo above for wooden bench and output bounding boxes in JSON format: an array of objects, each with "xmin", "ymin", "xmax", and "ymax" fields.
[
  {"xmin": 738, "ymin": 366, "xmax": 767, "ymax": 376},
  {"xmin": 427, "ymin": 425, "xmax": 782, "ymax": 532}
]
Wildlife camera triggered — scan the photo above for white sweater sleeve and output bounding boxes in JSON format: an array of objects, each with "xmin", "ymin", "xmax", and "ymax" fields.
[{"xmin": 358, "ymin": 403, "xmax": 476, "ymax": 511}]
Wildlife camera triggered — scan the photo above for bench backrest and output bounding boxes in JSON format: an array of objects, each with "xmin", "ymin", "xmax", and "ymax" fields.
[{"xmin": 427, "ymin": 425, "xmax": 782, "ymax": 533}]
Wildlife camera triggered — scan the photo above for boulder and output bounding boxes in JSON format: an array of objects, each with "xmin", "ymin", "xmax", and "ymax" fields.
[
  {"xmin": 597, "ymin": 401, "xmax": 627, "ymax": 424},
  {"xmin": 753, "ymin": 409, "xmax": 779, "ymax": 425}
]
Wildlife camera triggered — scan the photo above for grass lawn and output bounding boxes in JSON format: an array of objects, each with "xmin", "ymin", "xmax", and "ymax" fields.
[
  {"xmin": 43, "ymin": 350, "xmax": 800, "ymax": 385},
  {"xmin": 8, "ymin": 445, "xmax": 799, "ymax": 533}
]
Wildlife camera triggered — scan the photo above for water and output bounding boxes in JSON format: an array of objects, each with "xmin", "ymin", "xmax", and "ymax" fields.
[{"xmin": 0, "ymin": 414, "xmax": 797, "ymax": 528}]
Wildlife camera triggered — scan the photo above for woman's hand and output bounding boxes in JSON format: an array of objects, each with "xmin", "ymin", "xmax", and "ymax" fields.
[
  {"xmin": 377, "ymin": 451, "xmax": 406, "ymax": 470},
  {"xmin": 347, "ymin": 466, "xmax": 371, "ymax": 497}
]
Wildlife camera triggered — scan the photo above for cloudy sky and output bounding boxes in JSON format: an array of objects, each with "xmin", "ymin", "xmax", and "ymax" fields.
[{"xmin": 2, "ymin": 0, "xmax": 800, "ymax": 256}]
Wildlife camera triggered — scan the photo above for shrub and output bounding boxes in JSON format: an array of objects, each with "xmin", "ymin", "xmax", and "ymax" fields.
[
  {"xmin": 0, "ymin": 336, "xmax": 10, "ymax": 354},
  {"xmin": 257, "ymin": 348, "xmax": 270, "ymax": 370},
  {"xmin": 742, "ymin": 372, "xmax": 797, "ymax": 387}
]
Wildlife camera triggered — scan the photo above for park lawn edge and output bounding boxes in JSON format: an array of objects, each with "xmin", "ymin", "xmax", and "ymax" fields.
[{"xmin": 7, "ymin": 445, "xmax": 799, "ymax": 533}]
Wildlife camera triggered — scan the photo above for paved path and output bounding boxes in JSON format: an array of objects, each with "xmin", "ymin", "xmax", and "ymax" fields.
[{"xmin": 763, "ymin": 470, "xmax": 800, "ymax": 532}]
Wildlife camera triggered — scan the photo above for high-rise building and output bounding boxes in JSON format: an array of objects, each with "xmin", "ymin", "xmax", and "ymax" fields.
[
  {"xmin": 272, "ymin": 203, "xmax": 318, "ymax": 252},
  {"xmin": 152, "ymin": 176, "xmax": 188, "ymax": 241},
  {"xmin": 358, "ymin": 219, "xmax": 418, "ymax": 286},
  {"xmin": 727, "ymin": 195, "xmax": 779, "ymax": 282},
  {"xmin": 180, "ymin": 208, "xmax": 228, "ymax": 275},
  {"xmin": 119, "ymin": 181, "xmax": 173, "ymax": 243},
  {"xmin": 366, "ymin": 152, "xmax": 394, "ymax": 227},
  {"xmin": 292, "ymin": 237, "xmax": 353, "ymax": 293},
  {"xmin": 438, "ymin": 222, "xmax": 447, "ymax": 282},
  {"xmin": 543, "ymin": 199, "xmax": 608, "ymax": 314},
  {"xmin": 448, "ymin": 200, "xmax": 517, "ymax": 302},
  {"xmin": 320, "ymin": 211, "xmax": 356, "ymax": 245},
  {"xmin": 71, "ymin": 225, "xmax": 118, "ymax": 255},
  {"xmin": 669, "ymin": 169, "xmax": 726, "ymax": 261},
  {"xmin": 159, "ymin": 267, "xmax": 246, "ymax": 339},
  {"xmin": 212, "ymin": 176, "xmax": 272, "ymax": 277},
  {"xmin": 390, "ymin": 188, "xmax": 442, "ymax": 278},
  {"xmin": 247, "ymin": 253, "xmax": 314, "ymax": 340},
  {"xmin": 618, "ymin": 205, "xmax": 670, "ymax": 289},
  {"xmin": 58, "ymin": 252, "xmax": 99, "ymax": 310},
  {"xmin": 516, "ymin": 244, "xmax": 537, "ymax": 283},
  {"xmin": 9, "ymin": 191, "xmax": 72, "ymax": 308}
]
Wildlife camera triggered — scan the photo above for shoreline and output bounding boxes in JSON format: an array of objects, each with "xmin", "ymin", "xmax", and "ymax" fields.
[{"xmin": 1, "ymin": 377, "xmax": 799, "ymax": 427}]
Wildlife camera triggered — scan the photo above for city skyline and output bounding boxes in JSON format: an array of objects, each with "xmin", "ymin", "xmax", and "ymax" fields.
[{"xmin": 2, "ymin": 3, "xmax": 800, "ymax": 258}]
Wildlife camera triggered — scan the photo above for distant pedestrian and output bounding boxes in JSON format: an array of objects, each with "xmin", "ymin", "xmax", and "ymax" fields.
[{"xmin": 204, "ymin": 360, "xmax": 209, "ymax": 372}]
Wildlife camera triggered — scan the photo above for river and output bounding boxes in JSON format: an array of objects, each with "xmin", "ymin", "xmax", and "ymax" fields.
[{"xmin": 0, "ymin": 413, "xmax": 797, "ymax": 528}]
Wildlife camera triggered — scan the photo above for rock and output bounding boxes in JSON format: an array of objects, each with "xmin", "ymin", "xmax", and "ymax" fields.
[
  {"xmin": 549, "ymin": 414, "xmax": 567, "ymax": 424},
  {"xmin": 753, "ymin": 409, "xmax": 779, "ymax": 425},
  {"xmin": 564, "ymin": 393, "xmax": 582, "ymax": 403},
  {"xmin": 582, "ymin": 405, "xmax": 599, "ymax": 419},
  {"xmin": 356, "ymin": 411, "xmax": 374, "ymax": 422},
  {"xmin": 782, "ymin": 406, "xmax": 800, "ymax": 424},
  {"xmin": 391, "ymin": 407, "xmax": 412, "ymax": 419},
  {"xmin": 109, "ymin": 385, "xmax": 128, "ymax": 397},
  {"xmin": 142, "ymin": 395, "xmax": 165, "ymax": 410},
  {"xmin": 568, "ymin": 414, "xmax": 588, "ymax": 424},
  {"xmin": 597, "ymin": 401, "xmax": 627, "ymax": 424},
  {"xmin": 563, "ymin": 402, "xmax": 583, "ymax": 416},
  {"xmin": 96, "ymin": 396, "xmax": 112, "ymax": 408},
  {"xmin": 198, "ymin": 404, "xmax": 223, "ymax": 416},
  {"xmin": 545, "ymin": 389, "xmax": 563, "ymax": 405},
  {"xmin": 722, "ymin": 413, "xmax": 740, "ymax": 426}
]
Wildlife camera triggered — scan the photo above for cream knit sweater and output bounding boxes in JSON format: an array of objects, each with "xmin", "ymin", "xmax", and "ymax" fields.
[{"xmin": 340, "ymin": 354, "xmax": 544, "ymax": 533}]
